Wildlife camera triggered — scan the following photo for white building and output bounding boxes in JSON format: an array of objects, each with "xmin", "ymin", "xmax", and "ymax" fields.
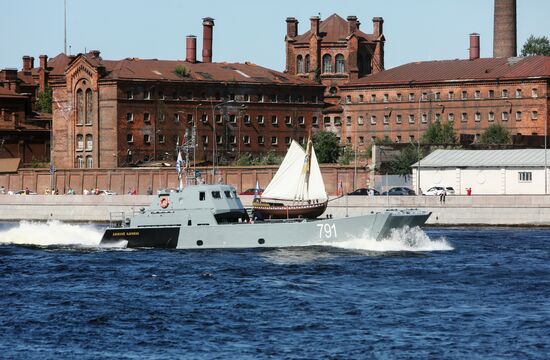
[{"xmin": 412, "ymin": 149, "xmax": 550, "ymax": 195}]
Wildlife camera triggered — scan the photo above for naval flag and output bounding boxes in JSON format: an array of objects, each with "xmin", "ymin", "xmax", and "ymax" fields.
[{"xmin": 176, "ymin": 151, "xmax": 183, "ymax": 175}]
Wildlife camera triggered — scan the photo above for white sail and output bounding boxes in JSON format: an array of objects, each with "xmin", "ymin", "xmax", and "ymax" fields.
[{"xmin": 261, "ymin": 140, "xmax": 327, "ymax": 202}]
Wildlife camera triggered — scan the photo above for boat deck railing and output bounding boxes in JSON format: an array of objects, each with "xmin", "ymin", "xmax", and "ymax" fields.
[{"xmin": 108, "ymin": 211, "xmax": 126, "ymax": 228}]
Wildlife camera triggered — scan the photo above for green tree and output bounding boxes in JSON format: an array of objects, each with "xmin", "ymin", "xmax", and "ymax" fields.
[
  {"xmin": 389, "ymin": 143, "xmax": 421, "ymax": 179},
  {"xmin": 35, "ymin": 87, "xmax": 52, "ymax": 113},
  {"xmin": 521, "ymin": 35, "xmax": 550, "ymax": 56},
  {"xmin": 338, "ymin": 145, "xmax": 354, "ymax": 165},
  {"xmin": 479, "ymin": 123, "xmax": 511, "ymax": 144},
  {"xmin": 421, "ymin": 120, "xmax": 456, "ymax": 144},
  {"xmin": 313, "ymin": 131, "xmax": 341, "ymax": 163}
]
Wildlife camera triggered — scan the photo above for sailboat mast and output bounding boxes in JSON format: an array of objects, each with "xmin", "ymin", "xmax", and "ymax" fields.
[{"xmin": 301, "ymin": 138, "xmax": 313, "ymax": 196}]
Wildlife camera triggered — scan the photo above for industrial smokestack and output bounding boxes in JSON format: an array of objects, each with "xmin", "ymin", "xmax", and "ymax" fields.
[
  {"xmin": 202, "ymin": 17, "xmax": 214, "ymax": 63},
  {"xmin": 493, "ymin": 0, "xmax": 517, "ymax": 58},
  {"xmin": 469, "ymin": 33, "xmax": 480, "ymax": 60},
  {"xmin": 186, "ymin": 35, "xmax": 197, "ymax": 63}
]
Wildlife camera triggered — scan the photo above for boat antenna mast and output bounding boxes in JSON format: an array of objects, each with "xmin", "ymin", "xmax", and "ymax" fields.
[{"xmin": 176, "ymin": 126, "xmax": 197, "ymax": 190}]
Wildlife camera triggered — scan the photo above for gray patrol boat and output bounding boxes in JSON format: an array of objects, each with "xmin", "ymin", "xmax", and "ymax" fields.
[{"xmin": 99, "ymin": 184, "xmax": 430, "ymax": 249}]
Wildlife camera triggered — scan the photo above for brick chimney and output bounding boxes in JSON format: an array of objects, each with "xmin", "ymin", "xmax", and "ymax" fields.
[
  {"xmin": 186, "ymin": 35, "xmax": 197, "ymax": 63},
  {"xmin": 22, "ymin": 56, "xmax": 32, "ymax": 71},
  {"xmin": 310, "ymin": 16, "xmax": 320, "ymax": 37},
  {"xmin": 90, "ymin": 50, "xmax": 101, "ymax": 59},
  {"xmin": 469, "ymin": 33, "xmax": 480, "ymax": 60},
  {"xmin": 347, "ymin": 16, "xmax": 358, "ymax": 35},
  {"xmin": 373, "ymin": 17, "xmax": 384, "ymax": 37},
  {"xmin": 202, "ymin": 17, "xmax": 214, "ymax": 63},
  {"xmin": 39, "ymin": 54, "xmax": 48, "ymax": 92},
  {"xmin": 493, "ymin": 0, "xmax": 517, "ymax": 58},
  {"xmin": 286, "ymin": 17, "xmax": 298, "ymax": 38}
]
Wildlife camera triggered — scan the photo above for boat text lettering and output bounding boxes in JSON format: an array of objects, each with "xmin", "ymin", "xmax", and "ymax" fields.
[
  {"xmin": 112, "ymin": 231, "xmax": 140, "ymax": 236},
  {"xmin": 317, "ymin": 223, "xmax": 337, "ymax": 239}
]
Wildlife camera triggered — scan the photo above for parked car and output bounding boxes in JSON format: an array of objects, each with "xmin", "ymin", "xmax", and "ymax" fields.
[
  {"xmin": 14, "ymin": 189, "xmax": 37, "ymax": 195},
  {"xmin": 347, "ymin": 188, "xmax": 380, "ymax": 196},
  {"xmin": 424, "ymin": 186, "xmax": 455, "ymax": 196},
  {"xmin": 239, "ymin": 188, "xmax": 264, "ymax": 195},
  {"xmin": 98, "ymin": 190, "xmax": 117, "ymax": 195},
  {"xmin": 381, "ymin": 187, "xmax": 416, "ymax": 196}
]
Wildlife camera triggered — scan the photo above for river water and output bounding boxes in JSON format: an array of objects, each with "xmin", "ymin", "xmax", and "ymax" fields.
[{"xmin": 0, "ymin": 222, "xmax": 548, "ymax": 359}]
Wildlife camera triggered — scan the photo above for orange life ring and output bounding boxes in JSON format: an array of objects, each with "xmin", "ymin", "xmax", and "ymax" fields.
[{"xmin": 160, "ymin": 197, "xmax": 169, "ymax": 208}]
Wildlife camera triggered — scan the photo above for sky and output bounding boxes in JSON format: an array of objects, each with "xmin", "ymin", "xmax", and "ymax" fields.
[{"xmin": 1, "ymin": 0, "xmax": 549, "ymax": 72}]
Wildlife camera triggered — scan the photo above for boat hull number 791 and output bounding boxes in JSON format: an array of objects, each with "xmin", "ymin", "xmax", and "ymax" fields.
[{"xmin": 317, "ymin": 223, "xmax": 337, "ymax": 239}]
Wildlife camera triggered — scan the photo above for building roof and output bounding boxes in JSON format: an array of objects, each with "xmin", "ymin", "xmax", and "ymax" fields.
[
  {"xmin": 344, "ymin": 56, "xmax": 550, "ymax": 87},
  {"xmin": 0, "ymin": 86, "xmax": 26, "ymax": 98},
  {"xmin": 412, "ymin": 149, "xmax": 550, "ymax": 168},
  {"xmin": 70, "ymin": 52, "xmax": 319, "ymax": 86},
  {"xmin": 293, "ymin": 14, "xmax": 374, "ymax": 44}
]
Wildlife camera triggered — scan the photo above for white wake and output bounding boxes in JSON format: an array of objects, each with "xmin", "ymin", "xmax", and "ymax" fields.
[
  {"xmin": 0, "ymin": 221, "xmax": 103, "ymax": 248},
  {"xmin": 320, "ymin": 226, "xmax": 453, "ymax": 252}
]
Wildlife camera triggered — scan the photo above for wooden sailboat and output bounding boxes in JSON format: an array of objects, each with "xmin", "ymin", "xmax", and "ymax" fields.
[{"xmin": 252, "ymin": 139, "xmax": 328, "ymax": 219}]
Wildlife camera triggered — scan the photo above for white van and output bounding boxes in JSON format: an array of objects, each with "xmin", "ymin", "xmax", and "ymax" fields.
[{"xmin": 424, "ymin": 186, "xmax": 456, "ymax": 195}]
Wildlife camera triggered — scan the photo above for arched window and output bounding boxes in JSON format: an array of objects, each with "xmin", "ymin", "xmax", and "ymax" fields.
[
  {"xmin": 85, "ymin": 134, "xmax": 93, "ymax": 150},
  {"xmin": 76, "ymin": 89, "xmax": 84, "ymax": 125},
  {"xmin": 297, "ymin": 55, "xmax": 304, "ymax": 74},
  {"xmin": 85, "ymin": 89, "xmax": 93, "ymax": 125},
  {"xmin": 76, "ymin": 155, "xmax": 83, "ymax": 168},
  {"xmin": 76, "ymin": 134, "xmax": 84, "ymax": 150},
  {"xmin": 322, "ymin": 54, "xmax": 332, "ymax": 73},
  {"xmin": 335, "ymin": 54, "xmax": 345, "ymax": 73},
  {"xmin": 86, "ymin": 155, "xmax": 93, "ymax": 168},
  {"xmin": 304, "ymin": 55, "xmax": 310, "ymax": 73}
]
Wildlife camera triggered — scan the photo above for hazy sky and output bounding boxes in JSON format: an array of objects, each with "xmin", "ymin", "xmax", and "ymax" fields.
[{"xmin": 1, "ymin": 0, "xmax": 549, "ymax": 71}]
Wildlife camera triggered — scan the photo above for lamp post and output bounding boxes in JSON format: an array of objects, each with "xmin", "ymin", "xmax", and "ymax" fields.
[
  {"xmin": 194, "ymin": 103, "xmax": 202, "ymax": 172},
  {"xmin": 211, "ymin": 99, "xmax": 234, "ymax": 182},
  {"xmin": 417, "ymin": 92, "xmax": 439, "ymax": 195},
  {"xmin": 237, "ymin": 104, "xmax": 246, "ymax": 159}
]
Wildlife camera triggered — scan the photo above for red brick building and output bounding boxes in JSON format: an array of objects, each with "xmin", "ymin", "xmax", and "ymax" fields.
[
  {"xmin": 51, "ymin": 41, "xmax": 324, "ymax": 169},
  {"xmin": 338, "ymin": 55, "xmax": 550, "ymax": 150}
]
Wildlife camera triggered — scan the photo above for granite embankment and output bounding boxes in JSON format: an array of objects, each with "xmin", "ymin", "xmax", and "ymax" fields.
[{"xmin": 1, "ymin": 194, "xmax": 549, "ymax": 225}]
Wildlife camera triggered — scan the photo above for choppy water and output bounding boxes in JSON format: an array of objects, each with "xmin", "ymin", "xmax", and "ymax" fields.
[{"xmin": 0, "ymin": 222, "xmax": 549, "ymax": 359}]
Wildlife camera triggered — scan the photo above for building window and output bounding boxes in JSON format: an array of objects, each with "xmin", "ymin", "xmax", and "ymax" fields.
[
  {"xmin": 298, "ymin": 116, "xmax": 305, "ymax": 125},
  {"xmin": 370, "ymin": 115, "xmax": 376, "ymax": 125},
  {"xmin": 515, "ymin": 111, "xmax": 522, "ymax": 121},
  {"xmin": 144, "ymin": 134, "xmax": 151, "ymax": 144},
  {"xmin": 461, "ymin": 91, "xmax": 468, "ymax": 100},
  {"xmin": 229, "ymin": 135, "xmax": 236, "ymax": 144},
  {"xmin": 216, "ymin": 135, "xmax": 223, "ymax": 144},
  {"xmin": 76, "ymin": 156, "xmax": 84, "ymax": 168},
  {"xmin": 421, "ymin": 114, "xmax": 427, "ymax": 123},
  {"xmin": 346, "ymin": 116, "xmax": 352, "ymax": 126},
  {"xmin": 202, "ymin": 135, "xmax": 208, "ymax": 145},
  {"xmin": 243, "ymin": 114, "xmax": 250, "ymax": 124},
  {"xmin": 502, "ymin": 112, "xmax": 509, "ymax": 121},
  {"xmin": 435, "ymin": 113, "xmax": 441, "ymax": 122},
  {"xmin": 304, "ymin": 55, "xmax": 310, "ymax": 73},
  {"xmin": 215, "ymin": 114, "xmax": 222, "ymax": 123},
  {"xmin": 475, "ymin": 112, "xmax": 481, "ymax": 122},
  {"xmin": 187, "ymin": 114, "xmax": 193, "ymax": 124},
  {"xmin": 144, "ymin": 90, "xmax": 151, "ymax": 100},
  {"xmin": 243, "ymin": 94, "xmax": 250, "ymax": 102},
  {"xmin": 370, "ymin": 94, "xmax": 376, "ymax": 103},
  {"xmin": 270, "ymin": 94, "xmax": 277, "ymax": 103},
  {"xmin": 461, "ymin": 113, "xmax": 468, "ymax": 122},
  {"xmin": 358, "ymin": 116, "xmax": 364, "ymax": 125},
  {"xmin": 515, "ymin": 89, "xmax": 522, "ymax": 98},
  {"xmin": 396, "ymin": 93, "xmax": 402, "ymax": 102},
  {"xmin": 448, "ymin": 113, "xmax": 454, "ymax": 121},
  {"xmin": 271, "ymin": 115, "xmax": 278, "ymax": 125},
  {"xmin": 257, "ymin": 115, "xmax": 265, "ymax": 124},
  {"xmin": 258, "ymin": 94, "xmax": 264, "ymax": 102},
  {"xmin": 77, "ymin": 89, "xmax": 84, "ymax": 125},
  {"xmin": 346, "ymin": 137, "xmax": 351, "ymax": 145},
  {"xmin": 174, "ymin": 113, "xmax": 180, "ymax": 122},
  {"xmin": 409, "ymin": 93, "xmax": 415, "ymax": 101},
  {"xmin": 229, "ymin": 114, "xmax": 236, "ymax": 123},
  {"xmin": 531, "ymin": 111, "xmax": 538, "ymax": 120},
  {"xmin": 85, "ymin": 134, "xmax": 93, "ymax": 150},
  {"xmin": 285, "ymin": 116, "xmax": 292, "ymax": 125},
  {"xmin": 335, "ymin": 54, "xmax": 345, "ymax": 73},
  {"xmin": 76, "ymin": 134, "xmax": 84, "ymax": 150},
  {"xmin": 159, "ymin": 134, "xmax": 165, "ymax": 144},
  {"xmin": 159, "ymin": 113, "xmax": 165, "ymax": 122},
  {"xmin": 173, "ymin": 135, "xmax": 180, "ymax": 145},
  {"xmin": 144, "ymin": 112, "xmax": 150, "ymax": 123},
  {"xmin": 127, "ymin": 90, "xmax": 133, "ymax": 99},
  {"xmin": 243, "ymin": 135, "xmax": 250, "ymax": 145},
  {"xmin": 408, "ymin": 114, "xmax": 415, "ymax": 124},
  {"xmin": 396, "ymin": 135, "xmax": 402, "ymax": 143},
  {"xmin": 421, "ymin": 92, "xmax": 428, "ymax": 101},
  {"xmin": 334, "ymin": 117, "xmax": 341, "ymax": 126},
  {"xmin": 488, "ymin": 90, "xmax": 495, "ymax": 98},
  {"xmin": 383, "ymin": 93, "xmax": 389, "ymax": 102},
  {"xmin": 127, "ymin": 134, "xmax": 133, "ymax": 144},
  {"xmin": 502, "ymin": 89, "xmax": 509, "ymax": 98},
  {"xmin": 201, "ymin": 114, "xmax": 208, "ymax": 123},
  {"xmin": 285, "ymin": 137, "xmax": 291, "ymax": 145},
  {"xmin": 519, "ymin": 171, "xmax": 532, "ymax": 182},
  {"xmin": 474, "ymin": 90, "xmax": 481, "ymax": 99},
  {"xmin": 448, "ymin": 91, "xmax": 455, "ymax": 100},
  {"xmin": 85, "ymin": 89, "xmax": 93, "ymax": 125},
  {"xmin": 312, "ymin": 116, "xmax": 318, "ymax": 125},
  {"xmin": 383, "ymin": 115, "xmax": 389, "ymax": 124},
  {"xmin": 359, "ymin": 94, "xmax": 364, "ymax": 103},
  {"xmin": 434, "ymin": 92, "xmax": 441, "ymax": 101},
  {"xmin": 488, "ymin": 112, "xmax": 495, "ymax": 122},
  {"xmin": 322, "ymin": 54, "xmax": 332, "ymax": 73},
  {"xmin": 345, "ymin": 95, "xmax": 351, "ymax": 104},
  {"xmin": 409, "ymin": 135, "xmax": 415, "ymax": 142},
  {"xmin": 396, "ymin": 114, "xmax": 402, "ymax": 124},
  {"xmin": 258, "ymin": 136, "xmax": 265, "ymax": 145},
  {"xmin": 324, "ymin": 117, "xmax": 331, "ymax": 125},
  {"xmin": 359, "ymin": 136, "xmax": 364, "ymax": 145},
  {"xmin": 532, "ymin": 88, "xmax": 538, "ymax": 98},
  {"xmin": 271, "ymin": 136, "xmax": 278, "ymax": 145},
  {"xmin": 126, "ymin": 113, "xmax": 133, "ymax": 122},
  {"xmin": 297, "ymin": 55, "xmax": 304, "ymax": 74}
]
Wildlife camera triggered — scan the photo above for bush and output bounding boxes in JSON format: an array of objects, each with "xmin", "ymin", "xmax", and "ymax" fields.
[{"xmin": 174, "ymin": 65, "xmax": 189, "ymax": 78}]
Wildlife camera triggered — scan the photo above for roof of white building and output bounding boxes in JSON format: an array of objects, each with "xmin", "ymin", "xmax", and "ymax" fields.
[{"xmin": 412, "ymin": 149, "xmax": 550, "ymax": 168}]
